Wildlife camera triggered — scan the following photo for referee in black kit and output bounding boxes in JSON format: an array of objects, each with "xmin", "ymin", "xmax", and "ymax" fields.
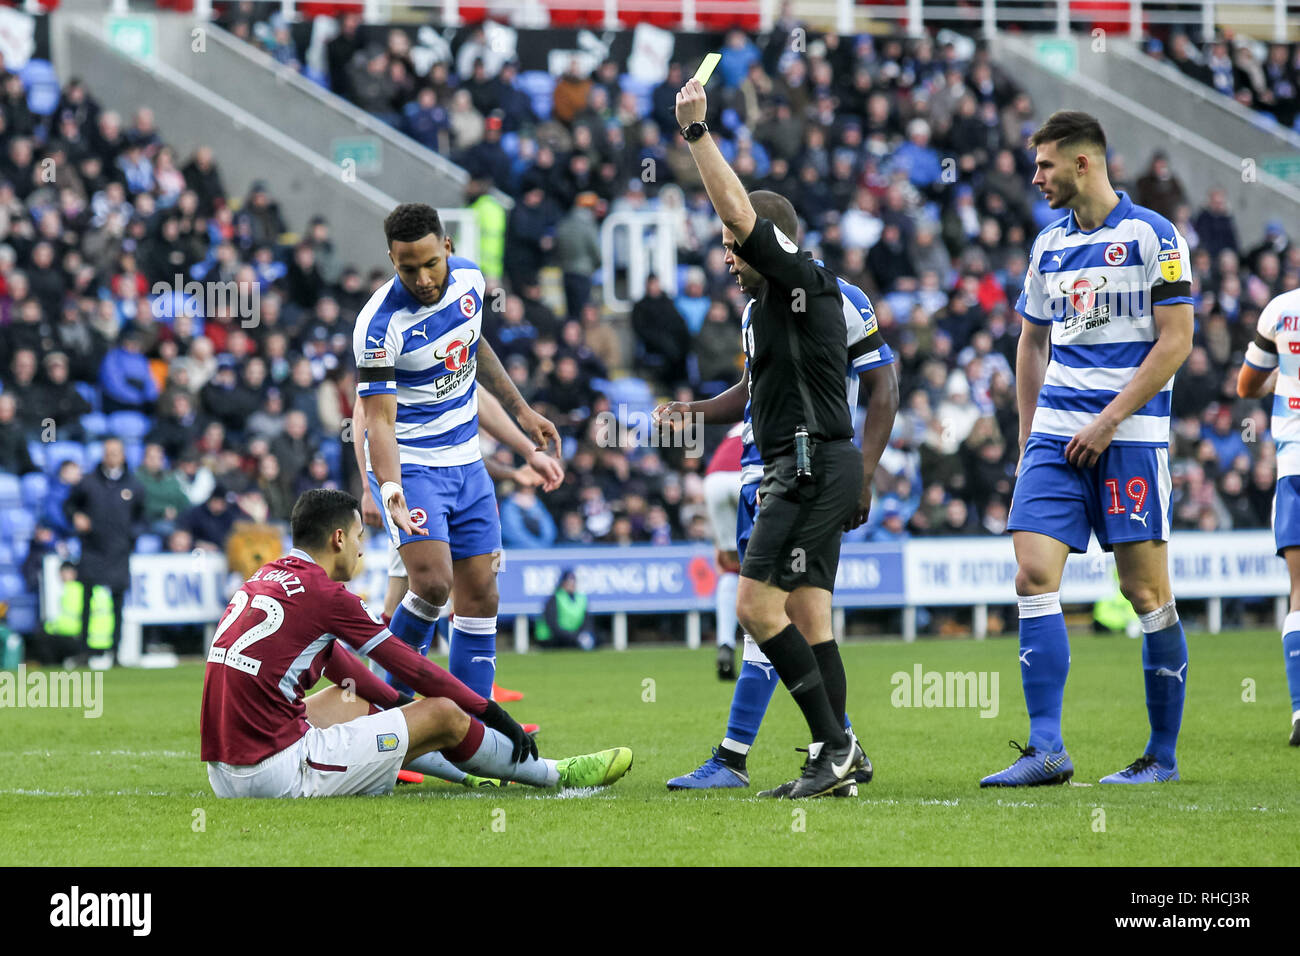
[{"xmin": 673, "ymin": 76, "xmax": 866, "ymax": 798}]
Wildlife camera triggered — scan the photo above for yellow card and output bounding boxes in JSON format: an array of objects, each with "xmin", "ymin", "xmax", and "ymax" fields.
[{"xmin": 694, "ymin": 52, "xmax": 721, "ymax": 86}]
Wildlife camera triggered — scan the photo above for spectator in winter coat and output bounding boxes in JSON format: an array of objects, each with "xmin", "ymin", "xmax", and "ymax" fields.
[
  {"xmin": 0, "ymin": 394, "xmax": 36, "ymax": 474},
  {"xmin": 554, "ymin": 193, "xmax": 602, "ymax": 320},
  {"xmin": 500, "ymin": 484, "xmax": 558, "ymax": 550},
  {"xmin": 98, "ymin": 332, "xmax": 159, "ymax": 414},
  {"xmin": 64, "ymin": 438, "xmax": 145, "ymax": 664}
]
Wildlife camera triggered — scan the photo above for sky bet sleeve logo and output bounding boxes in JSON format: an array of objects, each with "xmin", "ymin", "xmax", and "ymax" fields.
[{"xmin": 1158, "ymin": 249, "xmax": 1182, "ymax": 282}]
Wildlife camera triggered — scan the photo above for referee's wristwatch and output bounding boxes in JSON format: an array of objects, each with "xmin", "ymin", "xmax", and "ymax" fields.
[{"xmin": 680, "ymin": 121, "xmax": 709, "ymax": 143}]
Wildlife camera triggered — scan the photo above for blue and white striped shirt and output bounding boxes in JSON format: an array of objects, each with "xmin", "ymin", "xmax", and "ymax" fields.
[
  {"xmin": 1016, "ymin": 192, "xmax": 1192, "ymax": 448},
  {"xmin": 352, "ymin": 256, "xmax": 486, "ymax": 468},
  {"xmin": 1245, "ymin": 286, "xmax": 1300, "ymax": 478}
]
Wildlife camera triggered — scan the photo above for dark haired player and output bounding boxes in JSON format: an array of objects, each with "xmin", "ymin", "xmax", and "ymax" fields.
[
  {"xmin": 200, "ymin": 489, "xmax": 631, "ymax": 797},
  {"xmin": 352, "ymin": 204, "xmax": 560, "ymax": 711},
  {"xmin": 984, "ymin": 111, "xmax": 1193, "ymax": 786}
]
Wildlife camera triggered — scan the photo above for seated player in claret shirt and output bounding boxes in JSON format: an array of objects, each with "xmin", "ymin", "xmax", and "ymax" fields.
[{"xmin": 200, "ymin": 488, "xmax": 631, "ymax": 798}]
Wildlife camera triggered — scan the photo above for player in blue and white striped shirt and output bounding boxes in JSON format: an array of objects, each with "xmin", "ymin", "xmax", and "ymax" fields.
[
  {"xmin": 983, "ymin": 112, "xmax": 1194, "ymax": 787},
  {"xmin": 354, "ymin": 204, "xmax": 559, "ymax": 707},
  {"xmin": 661, "ymin": 269, "xmax": 898, "ymax": 792},
  {"xmin": 1237, "ymin": 285, "xmax": 1300, "ymax": 745}
]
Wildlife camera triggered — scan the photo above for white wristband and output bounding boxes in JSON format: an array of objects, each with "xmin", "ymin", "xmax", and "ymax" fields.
[{"xmin": 380, "ymin": 481, "xmax": 403, "ymax": 511}]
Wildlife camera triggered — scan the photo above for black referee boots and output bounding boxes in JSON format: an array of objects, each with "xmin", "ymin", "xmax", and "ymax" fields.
[{"xmin": 759, "ymin": 734, "xmax": 866, "ymax": 799}]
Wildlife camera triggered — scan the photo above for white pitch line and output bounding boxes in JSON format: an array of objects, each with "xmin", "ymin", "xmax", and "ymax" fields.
[{"xmin": 18, "ymin": 750, "xmax": 195, "ymax": 758}]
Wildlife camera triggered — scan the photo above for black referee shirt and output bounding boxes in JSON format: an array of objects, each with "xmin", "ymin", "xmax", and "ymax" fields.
[{"xmin": 737, "ymin": 216, "xmax": 854, "ymax": 460}]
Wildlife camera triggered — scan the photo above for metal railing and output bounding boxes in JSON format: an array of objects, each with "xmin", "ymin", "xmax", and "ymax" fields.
[
  {"xmin": 159, "ymin": 0, "xmax": 1299, "ymax": 41},
  {"xmin": 599, "ymin": 209, "xmax": 679, "ymax": 311}
]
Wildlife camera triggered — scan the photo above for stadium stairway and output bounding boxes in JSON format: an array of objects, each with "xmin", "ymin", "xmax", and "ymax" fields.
[
  {"xmin": 49, "ymin": 13, "xmax": 403, "ymax": 274},
  {"xmin": 1080, "ymin": 40, "xmax": 1300, "ymax": 205},
  {"xmin": 991, "ymin": 34, "xmax": 1300, "ymax": 242},
  {"xmin": 51, "ymin": 11, "xmax": 513, "ymax": 264}
]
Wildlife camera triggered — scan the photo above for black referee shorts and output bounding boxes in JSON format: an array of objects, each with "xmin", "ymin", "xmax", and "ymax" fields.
[{"xmin": 740, "ymin": 438, "xmax": 861, "ymax": 593}]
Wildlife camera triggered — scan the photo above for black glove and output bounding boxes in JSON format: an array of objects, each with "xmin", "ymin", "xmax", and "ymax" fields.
[{"xmin": 480, "ymin": 700, "xmax": 538, "ymax": 764}]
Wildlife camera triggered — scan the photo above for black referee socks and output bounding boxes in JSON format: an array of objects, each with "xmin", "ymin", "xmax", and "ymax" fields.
[
  {"xmin": 811, "ymin": 639, "xmax": 847, "ymax": 728},
  {"xmin": 762, "ymin": 624, "xmax": 848, "ymax": 747}
]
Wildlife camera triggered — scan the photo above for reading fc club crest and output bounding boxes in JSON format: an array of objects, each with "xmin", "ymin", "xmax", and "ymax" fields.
[
  {"xmin": 1062, "ymin": 276, "xmax": 1107, "ymax": 314},
  {"xmin": 408, "ymin": 508, "xmax": 427, "ymax": 528},
  {"xmin": 459, "ymin": 293, "xmax": 476, "ymax": 317},
  {"xmin": 1104, "ymin": 242, "xmax": 1127, "ymax": 266}
]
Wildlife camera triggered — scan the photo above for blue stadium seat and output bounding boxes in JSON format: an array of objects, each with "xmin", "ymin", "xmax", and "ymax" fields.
[
  {"xmin": 75, "ymin": 382, "xmax": 101, "ymax": 413},
  {"xmin": 43, "ymin": 441, "xmax": 85, "ymax": 476},
  {"xmin": 675, "ymin": 263, "xmax": 690, "ymax": 292},
  {"xmin": 1, "ymin": 510, "xmax": 35, "ymax": 543},
  {"xmin": 6, "ymin": 597, "xmax": 37, "ymax": 635},
  {"xmin": 0, "ymin": 572, "xmax": 24, "ymax": 601},
  {"xmin": 80, "ymin": 412, "xmax": 109, "ymax": 438},
  {"xmin": 606, "ymin": 376, "xmax": 654, "ymax": 409},
  {"xmin": 19, "ymin": 59, "xmax": 60, "ymax": 116},
  {"xmin": 20, "ymin": 471, "xmax": 48, "ymax": 509},
  {"xmin": 0, "ymin": 473, "xmax": 19, "ymax": 510},
  {"xmin": 516, "ymin": 71, "xmax": 555, "ymax": 120},
  {"xmin": 501, "ymin": 130, "xmax": 520, "ymax": 159},
  {"xmin": 107, "ymin": 411, "xmax": 152, "ymax": 441},
  {"xmin": 26, "ymin": 440, "xmax": 44, "ymax": 472},
  {"xmin": 136, "ymin": 534, "xmax": 162, "ymax": 554},
  {"xmin": 84, "ymin": 441, "xmax": 104, "ymax": 469},
  {"xmin": 619, "ymin": 74, "xmax": 655, "ymax": 117},
  {"xmin": 124, "ymin": 439, "xmax": 144, "ymax": 472},
  {"xmin": 319, "ymin": 438, "xmax": 342, "ymax": 479},
  {"xmin": 10, "ymin": 536, "xmax": 28, "ymax": 565}
]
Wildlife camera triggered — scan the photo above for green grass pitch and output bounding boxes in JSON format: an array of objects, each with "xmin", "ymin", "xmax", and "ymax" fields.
[{"xmin": 1, "ymin": 630, "xmax": 1294, "ymax": 866}]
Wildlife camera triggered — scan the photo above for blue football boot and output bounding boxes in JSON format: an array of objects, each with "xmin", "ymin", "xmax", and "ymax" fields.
[
  {"xmin": 1099, "ymin": 754, "xmax": 1179, "ymax": 783},
  {"xmin": 666, "ymin": 748, "xmax": 749, "ymax": 790},
  {"xmin": 979, "ymin": 739, "xmax": 1073, "ymax": 787}
]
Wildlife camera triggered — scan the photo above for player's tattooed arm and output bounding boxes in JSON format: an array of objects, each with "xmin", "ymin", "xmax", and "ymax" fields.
[
  {"xmin": 476, "ymin": 338, "xmax": 562, "ymax": 458},
  {"xmin": 475, "ymin": 337, "xmax": 527, "ymax": 416},
  {"xmin": 478, "ymin": 387, "xmax": 564, "ymax": 490}
]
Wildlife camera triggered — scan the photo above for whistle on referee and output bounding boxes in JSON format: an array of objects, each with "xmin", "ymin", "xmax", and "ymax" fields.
[{"xmin": 794, "ymin": 425, "xmax": 814, "ymax": 485}]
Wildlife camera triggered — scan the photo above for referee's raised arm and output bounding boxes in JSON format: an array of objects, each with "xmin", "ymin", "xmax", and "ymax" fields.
[
  {"xmin": 677, "ymin": 78, "xmax": 830, "ymax": 299},
  {"xmin": 675, "ymin": 78, "xmax": 756, "ymax": 243}
]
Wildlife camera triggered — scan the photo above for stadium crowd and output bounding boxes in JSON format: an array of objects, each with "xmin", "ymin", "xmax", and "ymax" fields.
[
  {"xmin": 1144, "ymin": 32, "xmax": 1300, "ymax": 131},
  {"xmin": 0, "ymin": 9, "xmax": 1297, "ymax": 640}
]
